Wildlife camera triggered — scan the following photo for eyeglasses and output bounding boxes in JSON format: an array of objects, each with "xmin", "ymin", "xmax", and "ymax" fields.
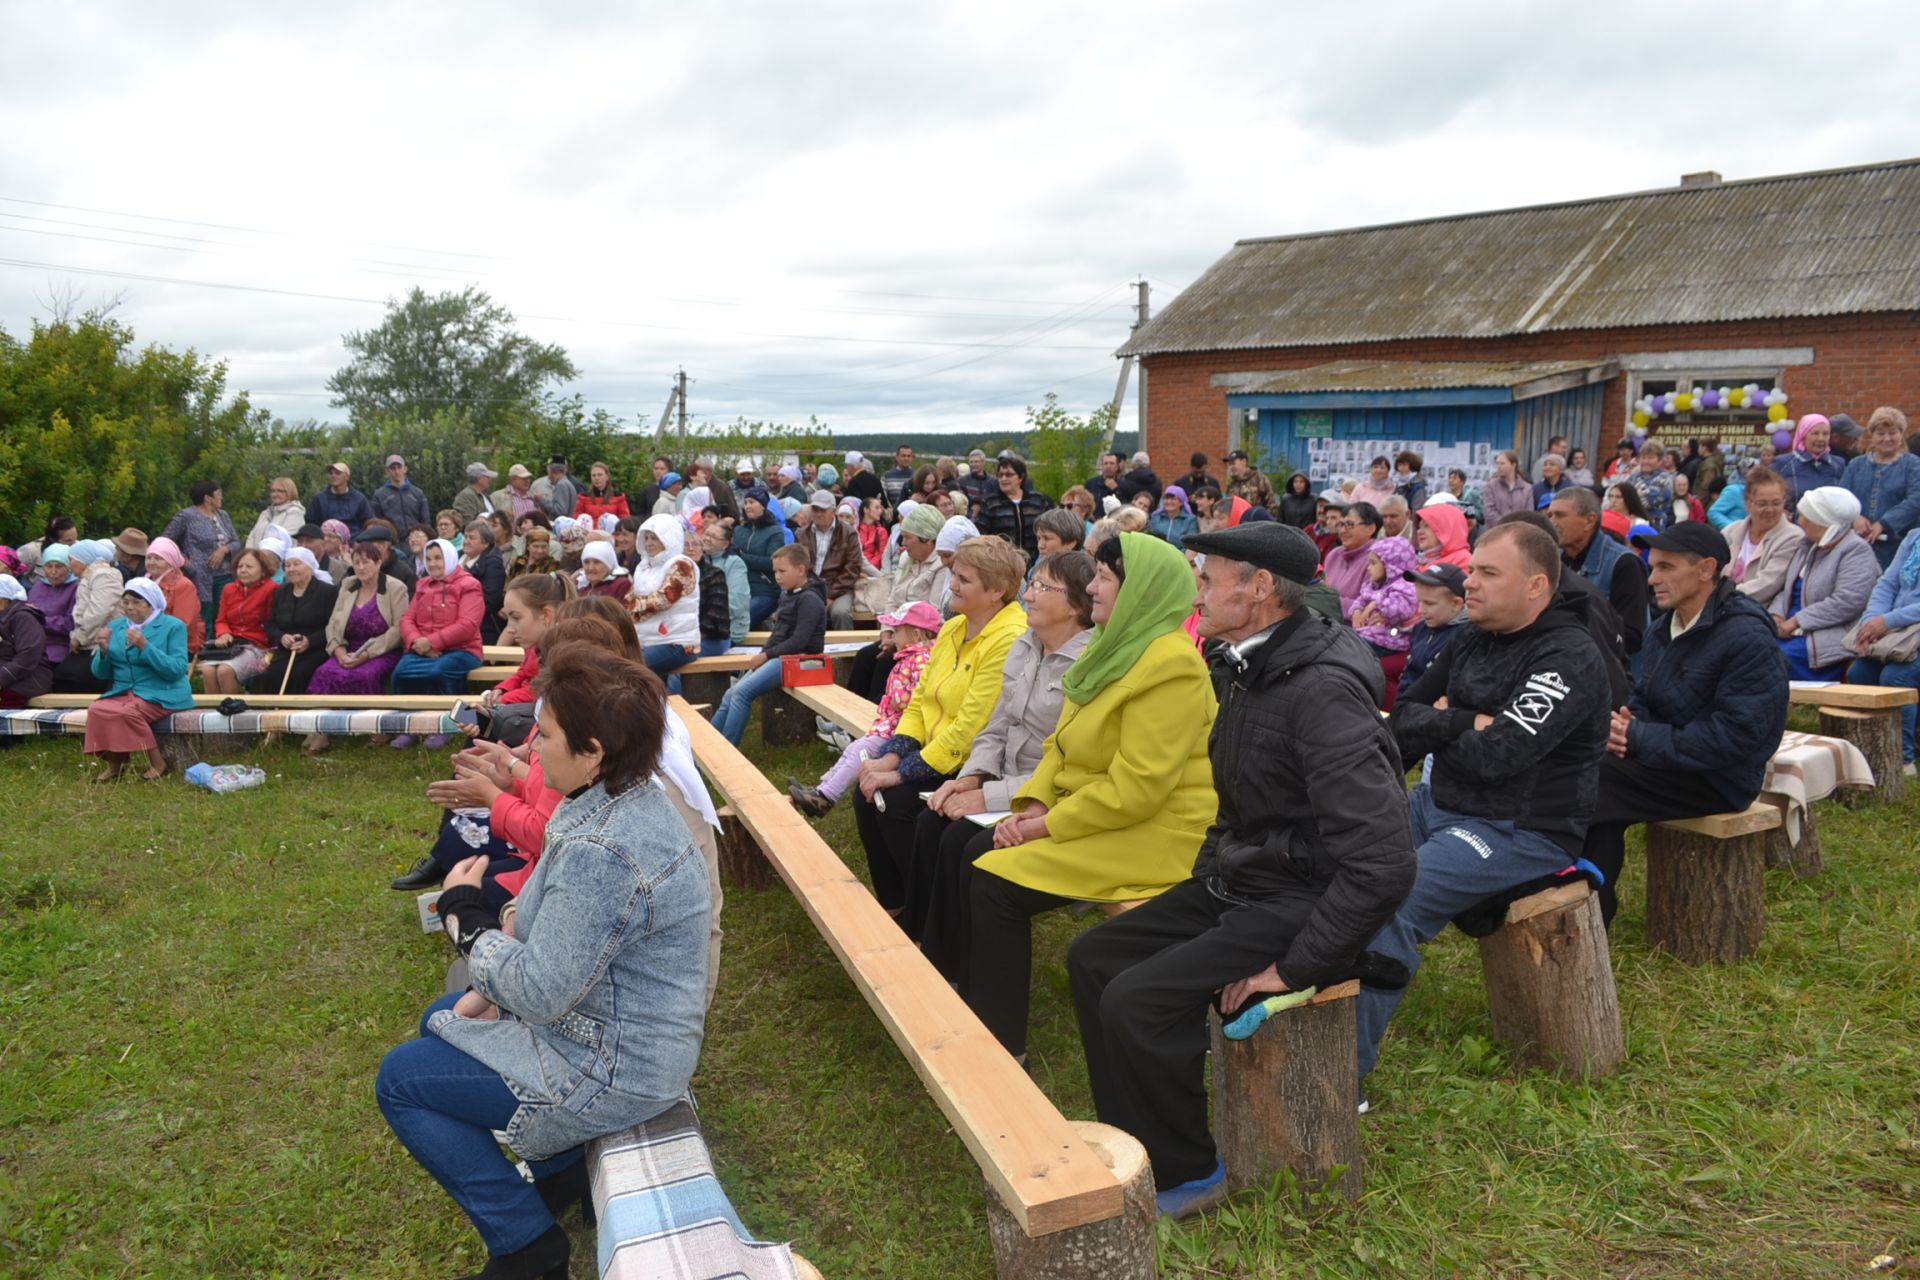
[
  {"xmin": 1747, "ymin": 499, "xmax": 1786, "ymax": 512},
  {"xmin": 1026, "ymin": 579, "xmax": 1063, "ymax": 595}
]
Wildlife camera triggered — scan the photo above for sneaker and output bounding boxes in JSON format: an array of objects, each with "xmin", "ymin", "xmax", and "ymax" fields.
[
  {"xmin": 388, "ymin": 734, "xmax": 416, "ymax": 750},
  {"xmin": 1357, "ymin": 1089, "xmax": 1371, "ymax": 1116},
  {"xmin": 1904, "ymin": 761, "xmax": 1917, "ymax": 779},
  {"xmin": 787, "ymin": 777, "xmax": 833, "ymax": 817},
  {"xmin": 1156, "ymin": 1158, "xmax": 1227, "ymax": 1220}
]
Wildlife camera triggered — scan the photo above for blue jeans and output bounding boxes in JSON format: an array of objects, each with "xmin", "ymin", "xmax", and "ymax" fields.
[
  {"xmin": 665, "ymin": 638, "xmax": 731, "ymax": 695},
  {"xmin": 644, "ymin": 642, "xmax": 697, "ymax": 685},
  {"xmin": 394, "ymin": 649, "xmax": 483, "ymax": 693},
  {"xmin": 375, "ymin": 993, "xmax": 583, "ymax": 1256},
  {"xmin": 747, "ymin": 594, "xmax": 778, "ymax": 626},
  {"xmin": 1356, "ymin": 784, "xmax": 1574, "ymax": 1079},
  {"xmin": 712, "ymin": 659, "xmax": 785, "ymax": 745},
  {"xmin": 1848, "ymin": 655, "xmax": 1920, "ymax": 761}
]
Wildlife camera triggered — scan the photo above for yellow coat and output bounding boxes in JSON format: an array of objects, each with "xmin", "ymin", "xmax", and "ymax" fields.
[
  {"xmin": 975, "ymin": 629, "xmax": 1215, "ymax": 901},
  {"xmin": 896, "ymin": 602, "xmax": 1028, "ymax": 776}
]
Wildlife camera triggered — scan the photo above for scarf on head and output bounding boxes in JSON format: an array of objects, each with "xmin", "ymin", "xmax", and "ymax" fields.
[
  {"xmin": 633, "ymin": 515, "xmax": 690, "ymax": 595},
  {"xmin": 1797, "ymin": 487, "xmax": 1860, "ymax": 549},
  {"xmin": 0, "ymin": 574, "xmax": 23, "ymax": 603},
  {"xmin": 147, "ymin": 536, "xmax": 185, "ymax": 576},
  {"xmin": 284, "ymin": 546, "xmax": 334, "ymax": 585},
  {"xmin": 934, "ymin": 516, "xmax": 978, "ymax": 556},
  {"xmin": 121, "ymin": 577, "xmax": 168, "ymax": 629},
  {"xmin": 580, "ymin": 541, "xmax": 625, "ymax": 578},
  {"xmin": 426, "ymin": 538, "xmax": 460, "ymax": 579},
  {"xmin": 1060, "ymin": 532, "xmax": 1197, "ymax": 706}
]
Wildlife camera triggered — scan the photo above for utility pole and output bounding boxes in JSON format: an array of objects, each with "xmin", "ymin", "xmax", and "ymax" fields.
[
  {"xmin": 676, "ymin": 367, "xmax": 689, "ymax": 440},
  {"xmin": 651, "ymin": 367, "xmax": 689, "ymax": 451},
  {"xmin": 1105, "ymin": 279, "xmax": 1150, "ymax": 449}
]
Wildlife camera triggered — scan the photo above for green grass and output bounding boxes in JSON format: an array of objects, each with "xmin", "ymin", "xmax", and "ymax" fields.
[{"xmin": 1, "ymin": 716, "xmax": 1916, "ymax": 1278}]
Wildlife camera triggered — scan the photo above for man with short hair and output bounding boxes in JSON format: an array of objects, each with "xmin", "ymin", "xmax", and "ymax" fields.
[
  {"xmin": 531, "ymin": 455, "xmax": 579, "ymax": 521},
  {"xmin": 1377, "ymin": 495, "xmax": 1412, "ymax": 541},
  {"xmin": 1548, "ymin": 487, "xmax": 1650, "ymax": 656},
  {"xmin": 451, "ymin": 462, "xmax": 498, "ymax": 526},
  {"xmin": 1117, "ymin": 451, "xmax": 1162, "ymax": 507},
  {"xmin": 1359, "ymin": 521, "xmax": 1612, "ymax": 1084},
  {"xmin": 794, "ymin": 491, "xmax": 863, "ymax": 627},
  {"xmin": 1087, "ymin": 450, "xmax": 1127, "ymax": 505},
  {"xmin": 844, "ymin": 451, "xmax": 886, "ymax": 507},
  {"xmin": 1176, "ymin": 451, "xmax": 1212, "ymax": 495},
  {"xmin": 498, "ymin": 463, "xmax": 541, "ymax": 525},
  {"xmin": 371, "ymin": 454, "xmax": 432, "ymax": 534},
  {"xmin": 880, "ymin": 446, "xmax": 916, "ymax": 507},
  {"xmin": 1322, "ymin": 501, "xmax": 1380, "ymax": 612},
  {"xmin": 960, "ymin": 449, "xmax": 996, "ymax": 512},
  {"xmin": 308, "ymin": 462, "xmax": 373, "ymax": 530},
  {"xmin": 1068, "ymin": 521, "xmax": 1416, "ymax": 1217},
  {"xmin": 1581, "ymin": 523, "xmax": 1789, "ymax": 922},
  {"xmin": 1224, "ymin": 449, "xmax": 1276, "ymax": 514}
]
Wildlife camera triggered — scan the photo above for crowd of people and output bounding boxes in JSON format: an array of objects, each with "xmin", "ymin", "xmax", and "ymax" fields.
[{"xmin": 3, "ymin": 410, "xmax": 1917, "ymax": 1266}]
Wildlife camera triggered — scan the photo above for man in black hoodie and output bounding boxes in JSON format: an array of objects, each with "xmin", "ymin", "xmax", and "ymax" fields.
[
  {"xmin": 1067, "ymin": 522, "xmax": 1416, "ymax": 1217},
  {"xmin": 1359, "ymin": 520, "xmax": 1610, "ymax": 1083},
  {"xmin": 1581, "ymin": 523, "xmax": 1789, "ymax": 923}
]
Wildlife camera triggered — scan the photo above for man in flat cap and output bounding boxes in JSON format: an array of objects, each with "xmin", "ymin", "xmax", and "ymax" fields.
[{"xmin": 1065, "ymin": 520, "xmax": 1417, "ymax": 1219}]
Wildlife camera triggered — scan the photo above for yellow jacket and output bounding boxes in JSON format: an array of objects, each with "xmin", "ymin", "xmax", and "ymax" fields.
[
  {"xmin": 976, "ymin": 629, "xmax": 1215, "ymax": 901},
  {"xmin": 896, "ymin": 603, "xmax": 1028, "ymax": 776}
]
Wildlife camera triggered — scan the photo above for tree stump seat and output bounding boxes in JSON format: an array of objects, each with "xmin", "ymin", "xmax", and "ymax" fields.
[
  {"xmin": 1476, "ymin": 880, "xmax": 1625, "ymax": 1077},
  {"xmin": 1644, "ymin": 801, "xmax": 1781, "ymax": 965}
]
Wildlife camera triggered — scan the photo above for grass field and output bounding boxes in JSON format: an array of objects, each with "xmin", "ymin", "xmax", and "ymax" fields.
[{"xmin": 1, "ymin": 716, "xmax": 1916, "ymax": 1279}]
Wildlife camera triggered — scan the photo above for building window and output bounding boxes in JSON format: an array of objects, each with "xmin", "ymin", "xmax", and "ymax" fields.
[{"xmin": 1628, "ymin": 372, "xmax": 1778, "ymax": 425}]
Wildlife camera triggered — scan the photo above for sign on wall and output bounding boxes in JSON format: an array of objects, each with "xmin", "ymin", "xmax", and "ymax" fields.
[
  {"xmin": 1295, "ymin": 410, "xmax": 1334, "ymax": 438},
  {"xmin": 1306, "ymin": 438, "xmax": 1495, "ymax": 492}
]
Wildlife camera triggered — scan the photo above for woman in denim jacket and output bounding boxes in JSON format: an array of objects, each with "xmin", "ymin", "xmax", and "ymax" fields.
[{"xmin": 376, "ymin": 645, "xmax": 710, "ymax": 1280}]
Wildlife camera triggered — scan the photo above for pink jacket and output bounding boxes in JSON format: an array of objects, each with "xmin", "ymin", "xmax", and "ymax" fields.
[
  {"xmin": 869, "ymin": 640, "xmax": 932, "ymax": 738},
  {"xmin": 1349, "ymin": 535, "xmax": 1419, "ymax": 652},
  {"xmin": 1414, "ymin": 502, "xmax": 1473, "ymax": 570},
  {"xmin": 400, "ymin": 566, "xmax": 485, "ymax": 657}
]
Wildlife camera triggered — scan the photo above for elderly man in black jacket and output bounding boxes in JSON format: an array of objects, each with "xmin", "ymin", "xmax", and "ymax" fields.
[
  {"xmin": 1066, "ymin": 522, "xmax": 1417, "ymax": 1218},
  {"xmin": 1360, "ymin": 520, "xmax": 1611, "ymax": 1085},
  {"xmin": 1582, "ymin": 522, "xmax": 1790, "ymax": 922}
]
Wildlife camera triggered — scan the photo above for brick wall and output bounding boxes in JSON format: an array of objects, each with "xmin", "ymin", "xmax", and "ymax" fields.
[{"xmin": 1140, "ymin": 312, "xmax": 1920, "ymax": 476}]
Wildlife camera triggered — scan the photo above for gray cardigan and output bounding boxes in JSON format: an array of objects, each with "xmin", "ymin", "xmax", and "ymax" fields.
[
  {"xmin": 958, "ymin": 626, "xmax": 1092, "ymax": 810},
  {"xmin": 1764, "ymin": 531, "xmax": 1880, "ymax": 669},
  {"xmin": 1722, "ymin": 517, "xmax": 1804, "ymax": 605}
]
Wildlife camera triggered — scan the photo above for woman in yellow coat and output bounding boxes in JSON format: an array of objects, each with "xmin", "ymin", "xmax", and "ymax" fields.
[{"xmin": 959, "ymin": 531, "xmax": 1216, "ymax": 1056}]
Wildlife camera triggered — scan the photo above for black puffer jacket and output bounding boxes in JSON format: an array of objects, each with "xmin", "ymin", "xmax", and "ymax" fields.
[
  {"xmin": 1392, "ymin": 595, "xmax": 1611, "ymax": 854},
  {"xmin": 1192, "ymin": 612, "xmax": 1417, "ymax": 991}
]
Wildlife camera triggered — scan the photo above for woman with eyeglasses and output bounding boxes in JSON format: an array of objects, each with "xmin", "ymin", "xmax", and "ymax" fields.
[{"xmin": 246, "ymin": 476, "xmax": 308, "ymax": 550}]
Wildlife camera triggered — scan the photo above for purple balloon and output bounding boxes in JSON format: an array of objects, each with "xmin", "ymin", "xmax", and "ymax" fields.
[
  {"xmin": 1698, "ymin": 390, "xmax": 1719, "ymax": 410},
  {"xmin": 1772, "ymin": 428, "xmax": 1793, "ymax": 450}
]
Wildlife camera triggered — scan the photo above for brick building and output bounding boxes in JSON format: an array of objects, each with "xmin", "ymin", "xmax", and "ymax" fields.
[{"xmin": 1121, "ymin": 159, "xmax": 1920, "ymax": 491}]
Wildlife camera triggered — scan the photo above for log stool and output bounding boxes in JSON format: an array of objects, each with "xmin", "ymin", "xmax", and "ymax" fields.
[
  {"xmin": 762, "ymin": 687, "xmax": 817, "ymax": 746},
  {"xmin": 676, "ymin": 669, "xmax": 733, "ymax": 716},
  {"xmin": 1477, "ymin": 881, "xmax": 1624, "ymax": 1077},
  {"xmin": 1206, "ymin": 980, "xmax": 1363, "ymax": 1202},
  {"xmin": 984, "ymin": 1121, "xmax": 1156, "ymax": 1280},
  {"xmin": 1817, "ymin": 706, "xmax": 1905, "ymax": 807},
  {"xmin": 714, "ymin": 804, "xmax": 776, "ymax": 891},
  {"xmin": 1759, "ymin": 791, "xmax": 1823, "ymax": 877},
  {"xmin": 1644, "ymin": 801, "xmax": 1781, "ymax": 965}
]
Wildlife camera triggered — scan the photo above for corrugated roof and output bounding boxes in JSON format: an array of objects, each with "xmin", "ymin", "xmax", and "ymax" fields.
[
  {"xmin": 1120, "ymin": 158, "xmax": 1920, "ymax": 358},
  {"xmin": 1232, "ymin": 359, "xmax": 1609, "ymax": 396}
]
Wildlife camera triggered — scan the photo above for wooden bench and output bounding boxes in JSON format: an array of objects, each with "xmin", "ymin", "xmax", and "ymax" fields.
[
  {"xmin": 667, "ymin": 696, "xmax": 1150, "ymax": 1277},
  {"xmin": 1206, "ymin": 981, "xmax": 1364, "ymax": 1203},
  {"xmin": 1644, "ymin": 801, "xmax": 1782, "ymax": 965},
  {"xmin": 786, "ymin": 682, "xmax": 878, "ymax": 738},
  {"xmin": 11, "ymin": 697, "xmax": 464, "ymax": 771},
  {"xmin": 480, "ymin": 630, "xmax": 875, "ymax": 662},
  {"xmin": 1788, "ymin": 683, "xmax": 1915, "ymax": 806},
  {"xmin": 1477, "ymin": 880, "xmax": 1624, "ymax": 1077}
]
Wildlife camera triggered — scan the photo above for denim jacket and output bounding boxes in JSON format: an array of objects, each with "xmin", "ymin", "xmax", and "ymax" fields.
[{"xmin": 429, "ymin": 778, "xmax": 711, "ymax": 1160}]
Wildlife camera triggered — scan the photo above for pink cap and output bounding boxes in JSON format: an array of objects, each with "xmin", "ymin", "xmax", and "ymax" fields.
[{"xmin": 878, "ymin": 600, "xmax": 943, "ymax": 633}]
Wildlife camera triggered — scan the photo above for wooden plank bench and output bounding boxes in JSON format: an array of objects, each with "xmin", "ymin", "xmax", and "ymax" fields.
[
  {"xmin": 1644, "ymin": 801, "xmax": 1781, "ymax": 965},
  {"xmin": 666, "ymin": 696, "xmax": 1149, "ymax": 1277},
  {"xmin": 1477, "ymin": 880, "xmax": 1624, "ymax": 1077},
  {"xmin": 786, "ymin": 682, "xmax": 878, "ymax": 738},
  {"xmin": 8, "ymin": 700, "xmax": 464, "ymax": 771},
  {"xmin": 1788, "ymin": 682, "xmax": 1915, "ymax": 805},
  {"xmin": 481, "ymin": 630, "xmax": 875, "ymax": 662}
]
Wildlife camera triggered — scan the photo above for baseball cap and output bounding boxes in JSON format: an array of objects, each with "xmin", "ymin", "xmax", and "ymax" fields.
[
  {"xmin": 385, "ymin": 453, "xmax": 406, "ymax": 467},
  {"xmin": 1632, "ymin": 521, "xmax": 1730, "ymax": 569},
  {"xmin": 808, "ymin": 491, "xmax": 836, "ymax": 509},
  {"xmin": 1225, "ymin": 449, "xmax": 1250, "ymax": 463},
  {"xmin": 878, "ymin": 601, "xmax": 943, "ymax": 632},
  {"xmin": 1319, "ymin": 488, "xmax": 1349, "ymax": 508},
  {"xmin": 1404, "ymin": 563, "xmax": 1467, "ymax": 597},
  {"xmin": 661, "ymin": 471, "xmax": 683, "ymax": 488},
  {"xmin": 466, "ymin": 462, "xmax": 498, "ymax": 480},
  {"xmin": 507, "ymin": 463, "xmax": 532, "ymax": 479},
  {"xmin": 327, "ymin": 460, "xmax": 350, "ymax": 475},
  {"xmin": 736, "ymin": 459, "xmax": 755, "ymax": 474},
  {"xmin": 844, "ymin": 451, "xmax": 864, "ymax": 466}
]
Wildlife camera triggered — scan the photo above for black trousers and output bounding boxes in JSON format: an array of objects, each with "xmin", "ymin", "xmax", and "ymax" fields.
[
  {"xmin": 50, "ymin": 651, "xmax": 108, "ymax": 693},
  {"xmin": 961, "ymin": 868, "xmax": 1075, "ymax": 1056},
  {"xmin": 907, "ymin": 807, "xmax": 984, "ymax": 971},
  {"xmin": 1583, "ymin": 755, "xmax": 1741, "ymax": 925},
  {"xmin": 852, "ymin": 783, "xmax": 931, "ymax": 915},
  {"xmin": 1066, "ymin": 878, "xmax": 1321, "ymax": 1189},
  {"xmin": 848, "ymin": 642, "xmax": 896, "ymax": 702}
]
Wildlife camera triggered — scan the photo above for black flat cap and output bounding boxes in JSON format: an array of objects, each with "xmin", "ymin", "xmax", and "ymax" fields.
[{"xmin": 1182, "ymin": 521, "xmax": 1321, "ymax": 585}]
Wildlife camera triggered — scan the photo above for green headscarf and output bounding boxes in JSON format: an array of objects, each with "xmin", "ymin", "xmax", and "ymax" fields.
[{"xmin": 1060, "ymin": 531, "xmax": 1196, "ymax": 705}]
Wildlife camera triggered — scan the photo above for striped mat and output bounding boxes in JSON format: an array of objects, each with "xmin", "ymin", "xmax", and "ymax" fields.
[{"xmin": 0, "ymin": 708, "xmax": 459, "ymax": 737}]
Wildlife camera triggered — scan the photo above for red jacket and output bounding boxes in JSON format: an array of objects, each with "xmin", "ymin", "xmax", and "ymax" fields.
[
  {"xmin": 496, "ymin": 645, "xmax": 539, "ymax": 705},
  {"xmin": 572, "ymin": 491, "xmax": 631, "ymax": 524},
  {"xmin": 214, "ymin": 578, "xmax": 277, "ymax": 648},
  {"xmin": 158, "ymin": 570, "xmax": 206, "ymax": 655},
  {"xmin": 491, "ymin": 737, "xmax": 564, "ymax": 893},
  {"xmin": 400, "ymin": 567, "xmax": 485, "ymax": 657}
]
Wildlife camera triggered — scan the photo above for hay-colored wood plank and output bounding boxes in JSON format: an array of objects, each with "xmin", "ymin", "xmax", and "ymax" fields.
[
  {"xmin": 787, "ymin": 684, "xmax": 878, "ymax": 736},
  {"xmin": 1788, "ymin": 683, "xmax": 1917, "ymax": 710},
  {"xmin": 28, "ymin": 693, "xmax": 464, "ymax": 710},
  {"xmin": 1654, "ymin": 801, "xmax": 1781, "ymax": 839},
  {"xmin": 667, "ymin": 697, "xmax": 1124, "ymax": 1237},
  {"xmin": 480, "ymin": 630, "xmax": 873, "ymax": 662}
]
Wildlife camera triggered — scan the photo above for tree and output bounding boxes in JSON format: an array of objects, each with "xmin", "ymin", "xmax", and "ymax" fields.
[
  {"xmin": 326, "ymin": 287, "xmax": 579, "ymax": 435},
  {"xmin": 1021, "ymin": 392, "xmax": 1116, "ymax": 499}
]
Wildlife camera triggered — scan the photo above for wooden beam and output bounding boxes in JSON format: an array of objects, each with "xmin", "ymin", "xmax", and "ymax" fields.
[
  {"xmin": 1655, "ymin": 800, "xmax": 1780, "ymax": 840},
  {"xmin": 1787, "ymin": 683, "xmax": 1917, "ymax": 711},
  {"xmin": 667, "ymin": 697, "xmax": 1124, "ymax": 1236},
  {"xmin": 786, "ymin": 684, "xmax": 878, "ymax": 737},
  {"xmin": 481, "ymin": 631, "xmax": 875, "ymax": 662}
]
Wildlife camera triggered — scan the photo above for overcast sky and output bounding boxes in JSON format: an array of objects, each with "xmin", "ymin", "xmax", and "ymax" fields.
[{"xmin": 3, "ymin": 1, "xmax": 1916, "ymax": 438}]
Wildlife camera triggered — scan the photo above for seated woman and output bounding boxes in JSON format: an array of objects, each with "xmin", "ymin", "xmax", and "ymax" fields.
[
  {"xmin": 930, "ymin": 532, "xmax": 1216, "ymax": 1058},
  {"xmin": 910, "ymin": 551, "xmax": 1096, "ymax": 967},
  {"xmin": 1762, "ymin": 486, "xmax": 1880, "ymax": 680},
  {"xmin": 577, "ymin": 540, "xmax": 630, "ymax": 601},
  {"xmin": 52, "ymin": 540, "xmax": 122, "ymax": 693},
  {"xmin": 143, "ymin": 536, "xmax": 206, "ymax": 657},
  {"xmin": 471, "ymin": 570, "xmax": 573, "ymax": 748},
  {"xmin": 200, "ymin": 549, "xmax": 277, "ymax": 697},
  {"xmin": 255, "ymin": 548, "xmax": 338, "ymax": 697},
  {"xmin": 627, "ymin": 515, "xmax": 702, "ymax": 680},
  {"xmin": 852, "ymin": 535, "xmax": 1029, "ymax": 919},
  {"xmin": 391, "ymin": 539, "xmax": 486, "ymax": 721},
  {"xmin": 375, "ymin": 644, "xmax": 711, "ymax": 1280},
  {"xmin": 26, "ymin": 544, "xmax": 77, "ymax": 679},
  {"xmin": 0, "ymin": 574, "xmax": 52, "ymax": 709},
  {"xmin": 303, "ymin": 543, "xmax": 413, "ymax": 752},
  {"xmin": 83, "ymin": 578, "xmax": 196, "ymax": 782},
  {"xmin": 1722, "ymin": 467, "xmax": 1801, "ymax": 600},
  {"xmin": 848, "ymin": 503, "xmax": 950, "ymax": 700},
  {"xmin": 1847, "ymin": 524, "xmax": 1920, "ymax": 778}
]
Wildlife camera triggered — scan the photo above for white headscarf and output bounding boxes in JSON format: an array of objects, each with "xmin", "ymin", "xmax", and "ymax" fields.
[
  {"xmin": 284, "ymin": 546, "xmax": 333, "ymax": 586},
  {"xmin": 121, "ymin": 576, "xmax": 168, "ymax": 629},
  {"xmin": 632, "ymin": 514, "xmax": 692, "ymax": 596},
  {"xmin": 684, "ymin": 485, "xmax": 712, "ymax": 515},
  {"xmin": 1798, "ymin": 486, "xmax": 1862, "ymax": 548},
  {"xmin": 580, "ymin": 541, "xmax": 624, "ymax": 575},
  {"xmin": 658, "ymin": 706, "xmax": 719, "ymax": 831},
  {"xmin": 259, "ymin": 526, "xmax": 293, "ymax": 561},
  {"xmin": 426, "ymin": 538, "xmax": 459, "ymax": 579},
  {"xmin": 0, "ymin": 574, "xmax": 24, "ymax": 603},
  {"xmin": 935, "ymin": 515, "xmax": 979, "ymax": 556}
]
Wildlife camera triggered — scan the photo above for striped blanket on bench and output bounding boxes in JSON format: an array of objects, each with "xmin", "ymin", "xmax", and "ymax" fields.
[{"xmin": 0, "ymin": 707, "xmax": 460, "ymax": 738}]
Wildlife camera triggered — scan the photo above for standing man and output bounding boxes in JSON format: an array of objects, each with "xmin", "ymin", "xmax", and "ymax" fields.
[
  {"xmin": 1176, "ymin": 452, "xmax": 1213, "ymax": 495},
  {"xmin": 880, "ymin": 446, "xmax": 916, "ymax": 508},
  {"xmin": 843, "ymin": 451, "xmax": 886, "ymax": 507},
  {"xmin": 1224, "ymin": 449, "xmax": 1276, "ymax": 514},
  {"xmin": 1067, "ymin": 522, "xmax": 1415, "ymax": 1217},
  {"xmin": 1118, "ymin": 451, "xmax": 1163, "ymax": 507},
  {"xmin": 959, "ymin": 449, "xmax": 996, "ymax": 514},
  {"xmin": 794, "ymin": 491, "xmax": 863, "ymax": 628},
  {"xmin": 308, "ymin": 461, "xmax": 373, "ymax": 530},
  {"xmin": 1087, "ymin": 450, "xmax": 1126, "ymax": 507},
  {"xmin": 1359, "ymin": 521, "xmax": 1610, "ymax": 1085},
  {"xmin": 451, "ymin": 462, "xmax": 498, "ymax": 527},
  {"xmin": 531, "ymin": 455, "xmax": 579, "ymax": 521},
  {"xmin": 690, "ymin": 457, "xmax": 740, "ymax": 523},
  {"xmin": 733, "ymin": 459, "xmax": 759, "ymax": 502},
  {"xmin": 1581, "ymin": 523, "xmax": 1788, "ymax": 922},
  {"xmin": 1547, "ymin": 487, "xmax": 1650, "ymax": 656},
  {"xmin": 371, "ymin": 454, "xmax": 431, "ymax": 534},
  {"xmin": 499, "ymin": 464, "xmax": 542, "ymax": 525}
]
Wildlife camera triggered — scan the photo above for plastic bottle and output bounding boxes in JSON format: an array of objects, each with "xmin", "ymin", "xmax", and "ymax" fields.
[{"xmin": 184, "ymin": 763, "xmax": 267, "ymax": 793}]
